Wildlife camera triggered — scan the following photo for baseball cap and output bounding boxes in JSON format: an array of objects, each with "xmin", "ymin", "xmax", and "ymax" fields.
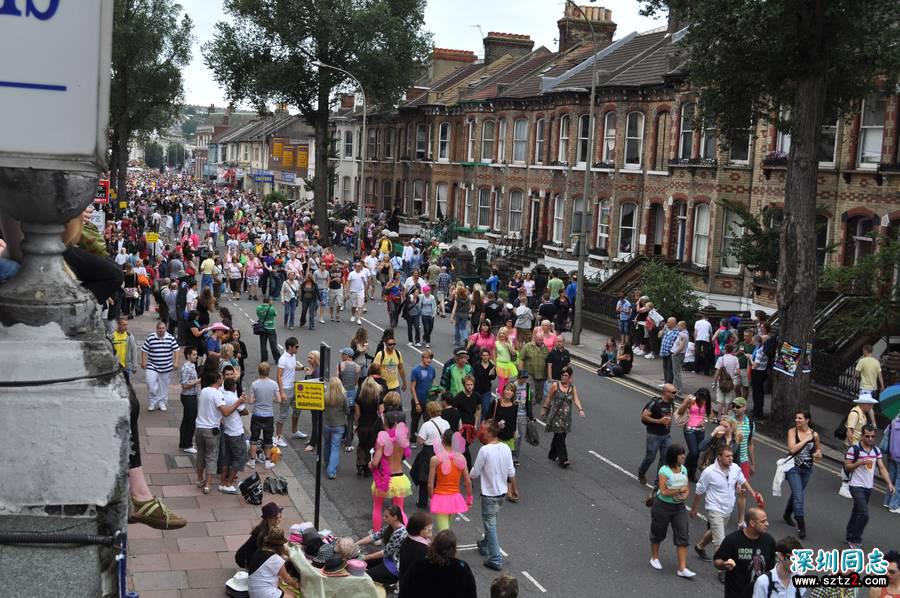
[
  {"xmin": 340, "ymin": 347, "xmax": 354, "ymax": 357},
  {"xmin": 731, "ymin": 397, "xmax": 747, "ymax": 407}
]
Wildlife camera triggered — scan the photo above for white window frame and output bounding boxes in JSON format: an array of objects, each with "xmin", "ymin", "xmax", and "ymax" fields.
[
  {"xmin": 818, "ymin": 121, "xmax": 838, "ymax": 168},
  {"xmin": 679, "ymin": 103, "xmax": 695, "ymax": 159},
  {"xmin": 858, "ymin": 94, "xmax": 885, "ymax": 169},
  {"xmin": 618, "ymin": 203, "xmax": 636, "ymax": 257},
  {"xmin": 534, "ymin": 119, "xmax": 545, "ymax": 164},
  {"xmin": 435, "ymin": 182, "xmax": 448, "ymax": 220},
  {"xmin": 477, "ymin": 187, "xmax": 491, "ymax": 228},
  {"xmin": 558, "ymin": 115, "xmax": 570, "ymax": 163},
  {"xmin": 342, "ymin": 176, "xmax": 351, "ymax": 202},
  {"xmin": 343, "ymin": 130, "xmax": 353, "ymax": 159},
  {"xmin": 674, "ymin": 202, "xmax": 687, "ymax": 261},
  {"xmin": 438, "ymin": 122, "xmax": 450, "ymax": 162},
  {"xmin": 413, "ymin": 180, "xmax": 426, "ymax": 215},
  {"xmin": 481, "ymin": 120, "xmax": 495, "ymax": 163},
  {"xmin": 463, "ymin": 187, "xmax": 472, "ymax": 227},
  {"xmin": 367, "ymin": 128, "xmax": 376, "ymax": 160},
  {"xmin": 509, "ymin": 190, "xmax": 524, "ymax": 232},
  {"xmin": 720, "ymin": 208, "xmax": 743, "ymax": 274},
  {"xmin": 384, "ymin": 128, "xmax": 394, "ymax": 159},
  {"xmin": 729, "ymin": 130, "xmax": 752, "ymax": 165},
  {"xmin": 848, "ymin": 217, "xmax": 875, "ymax": 264},
  {"xmin": 602, "ymin": 112, "xmax": 616, "ymax": 162},
  {"xmin": 415, "ymin": 124, "xmax": 427, "ymax": 159},
  {"xmin": 466, "ymin": 121, "xmax": 476, "ymax": 162},
  {"xmin": 700, "ymin": 127, "xmax": 717, "ymax": 160},
  {"xmin": 692, "ymin": 203, "xmax": 710, "ymax": 267},
  {"xmin": 572, "ymin": 196, "xmax": 587, "ymax": 237},
  {"xmin": 595, "ymin": 200, "xmax": 610, "ymax": 250},
  {"xmin": 493, "ymin": 190, "xmax": 502, "ymax": 229},
  {"xmin": 497, "ymin": 119, "xmax": 507, "ymax": 163},
  {"xmin": 624, "ymin": 112, "xmax": 644, "ymax": 169},
  {"xmin": 513, "ymin": 118, "xmax": 528, "ymax": 164},
  {"xmin": 576, "ymin": 114, "xmax": 591, "ymax": 165},
  {"xmin": 553, "ymin": 195, "xmax": 565, "ymax": 243}
]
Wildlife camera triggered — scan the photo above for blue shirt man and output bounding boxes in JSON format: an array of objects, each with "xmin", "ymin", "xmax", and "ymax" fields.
[
  {"xmin": 485, "ymin": 273, "xmax": 500, "ymax": 294},
  {"xmin": 410, "ymin": 353, "xmax": 437, "ymax": 407}
]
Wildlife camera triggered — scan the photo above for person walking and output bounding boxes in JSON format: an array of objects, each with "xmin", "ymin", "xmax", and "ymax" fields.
[
  {"xmin": 648, "ymin": 444, "xmax": 696, "ymax": 578},
  {"xmin": 844, "ymin": 424, "xmax": 895, "ymax": 548},
  {"xmin": 402, "ymin": 529, "xmax": 478, "ymax": 598},
  {"xmin": 409, "ymin": 349, "xmax": 437, "ymax": 447},
  {"xmin": 355, "ymin": 377, "xmax": 382, "ymax": 477},
  {"xmin": 322, "ymin": 377, "xmax": 349, "ymax": 480},
  {"xmin": 337, "ymin": 347, "xmax": 361, "ymax": 452},
  {"xmin": 370, "ymin": 411, "xmax": 413, "ymax": 530},
  {"xmin": 347, "ymin": 261, "xmax": 368, "ymax": 324},
  {"xmin": 675, "ymin": 388, "xmax": 712, "ymax": 482},
  {"xmin": 470, "ymin": 419, "xmax": 519, "ymax": 571},
  {"xmin": 518, "ymin": 329, "xmax": 549, "ymax": 410},
  {"xmin": 541, "ymin": 367, "xmax": 585, "ymax": 468},
  {"xmin": 750, "ymin": 334, "xmax": 769, "ymax": 419},
  {"xmin": 844, "ymin": 395, "xmax": 878, "ymax": 447},
  {"xmin": 279, "ymin": 270, "xmax": 299, "ymax": 330},
  {"xmin": 140, "ymin": 320, "xmax": 180, "ymax": 411},
  {"xmin": 638, "ymin": 384, "xmax": 676, "ymax": 485},
  {"xmin": 404, "ymin": 288, "xmax": 423, "ymax": 346},
  {"xmin": 714, "ymin": 344, "xmax": 740, "ymax": 417},
  {"xmin": 411, "ymin": 401, "xmax": 451, "ymax": 508},
  {"xmin": 298, "ymin": 271, "xmax": 318, "ymax": 330},
  {"xmin": 713, "ymin": 508, "xmax": 776, "ymax": 598},
  {"xmin": 694, "ymin": 314, "xmax": 713, "ymax": 376},
  {"xmin": 856, "ymin": 343, "xmax": 884, "ymax": 399},
  {"xmin": 178, "ymin": 346, "xmax": 201, "ymax": 454},
  {"xmin": 428, "ymin": 429, "xmax": 473, "ymax": 531},
  {"xmin": 472, "ymin": 348, "xmax": 497, "ymax": 418},
  {"xmin": 420, "ymin": 284, "xmax": 437, "ymax": 348},
  {"xmin": 255, "ymin": 296, "xmax": 280, "ymax": 363},
  {"xmin": 494, "ymin": 327, "xmax": 518, "ymax": 394},
  {"xmin": 450, "ymin": 286, "xmax": 472, "ymax": 347},
  {"xmin": 750, "ymin": 536, "xmax": 807, "ymax": 598},
  {"xmin": 783, "ymin": 411, "xmax": 821, "ymax": 539},
  {"xmin": 373, "ymin": 332, "xmax": 406, "ymax": 398}
]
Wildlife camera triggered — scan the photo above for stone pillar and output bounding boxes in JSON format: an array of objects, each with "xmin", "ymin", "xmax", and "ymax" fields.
[{"xmin": 0, "ymin": 168, "xmax": 130, "ymax": 597}]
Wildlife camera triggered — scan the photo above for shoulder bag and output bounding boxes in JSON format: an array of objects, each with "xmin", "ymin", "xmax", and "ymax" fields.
[{"xmin": 253, "ymin": 305, "xmax": 272, "ymax": 335}]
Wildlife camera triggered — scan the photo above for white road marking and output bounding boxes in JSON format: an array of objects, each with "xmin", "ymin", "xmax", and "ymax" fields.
[
  {"xmin": 360, "ymin": 316, "xmax": 445, "ymax": 367},
  {"xmin": 458, "ymin": 513, "xmax": 470, "ymax": 522},
  {"xmin": 521, "ymin": 571, "xmax": 548, "ymax": 593},
  {"xmin": 402, "ymin": 459, "xmax": 411, "ymax": 470}
]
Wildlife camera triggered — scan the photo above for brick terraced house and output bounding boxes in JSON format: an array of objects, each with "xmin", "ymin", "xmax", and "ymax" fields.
[{"xmin": 330, "ymin": 4, "xmax": 900, "ymax": 311}]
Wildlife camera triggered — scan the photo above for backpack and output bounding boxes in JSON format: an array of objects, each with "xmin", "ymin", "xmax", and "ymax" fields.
[
  {"xmin": 716, "ymin": 366, "xmax": 735, "ymax": 393},
  {"xmin": 761, "ymin": 571, "xmax": 801, "ymax": 598}
]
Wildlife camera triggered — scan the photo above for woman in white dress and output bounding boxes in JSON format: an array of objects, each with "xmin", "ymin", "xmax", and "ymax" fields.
[{"xmin": 248, "ymin": 528, "xmax": 300, "ymax": 598}]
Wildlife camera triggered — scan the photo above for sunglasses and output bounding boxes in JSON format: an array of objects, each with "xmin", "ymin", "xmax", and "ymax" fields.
[{"xmin": 386, "ymin": 342, "xmax": 396, "ymax": 347}]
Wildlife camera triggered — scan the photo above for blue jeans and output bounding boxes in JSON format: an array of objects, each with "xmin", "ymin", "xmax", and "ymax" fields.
[
  {"xmin": 323, "ymin": 425, "xmax": 345, "ymax": 478},
  {"xmin": 683, "ymin": 428, "xmax": 704, "ymax": 480},
  {"xmin": 638, "ymin": 433, "xmax": 671, "ymax": 480},
  {"xmin": 846, "ymin": 486, "xmax": 871, "ymax": 544},
  {"xmin": 785, "ymin": 466, "xmax": 813, "ymax": 517},
  {"xmin": 283, "ymin": 298, "xmax": 297, "ymax": 328},
  {"xmin": 454, "ymin": 319, "xmax": 468, "ymax": 347},
  {"xmin": 478, "ymin": 495, "xmax": 504, "ymax": 566},
  {"xmin": 884, "ymin": 459, "xmax": 900, "ymax": 509},
  {"xmin": 480, "ymin": 391, "xmax": 493, "ymax": 417},
  {"xmin": 344, "ymin": 389, "xmax": 357, "ymax": 446},
  {"xmin": 201, "ymin": 273, "xmax": 213, "ymax": 291}
]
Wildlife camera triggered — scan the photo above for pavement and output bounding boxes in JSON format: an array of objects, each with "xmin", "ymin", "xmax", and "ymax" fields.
[
  {"xmin": 122, "ymin": 246, "xmax": 900, "ymax": 598},
  {"xmin": 125, "ymin": 315, "xmax": 324, "ymax": 598}
]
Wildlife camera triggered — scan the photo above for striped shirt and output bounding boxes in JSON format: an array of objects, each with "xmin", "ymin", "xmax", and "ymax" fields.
[{"xmin": 141, "ymin": 333, "xmax": 179, "ymax": 373}]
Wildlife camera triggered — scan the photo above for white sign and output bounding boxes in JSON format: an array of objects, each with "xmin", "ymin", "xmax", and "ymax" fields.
[
  {"xmin": 0, "ymin": 1, "xmax": 113, "ymax": 171},
  {"xmin": 89, "ymin": 208, "xmax": 105, "ymax": 231}
]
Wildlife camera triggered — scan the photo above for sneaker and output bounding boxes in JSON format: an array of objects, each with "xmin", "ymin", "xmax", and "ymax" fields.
[
  {"xmin": 319, "ymin": 318, "xmax": 325, "ymax": 323},
  {"xmin": 644, "ymin": 353, "xmax": 655, "ymax": 359},
  {"xmin": 128, "ymin": 497, "xmax": 187, "ymax": 530},
  {"xmin": 292, "ymin": 431, "xmax": 309, "ymax": 439},
  {"xmin": 649, "ymin": 558, "xmax": 663, "ymax": 570},
  {"xmin": 182, "ymin": 447, "xmax": 197, "ymax": 454},
  {"xmin": 410, "ymin": 443, "xmax": 418, "ymax": 450},
  {"xmin": 304, "ymin": 444, "xmax": 315, "ymax": 452},
  {"xmin": 147, "ymin": 405, "xmax": 156, "ymax": 412},
  {"xmin": 677, "ymin": 568, "xmax": 697, "ymax": 579},
  {"xmin": 218, "ymin": 485, "xmax": 239, "ymax": 494},
  {"xmin": 415, "ymin": 342, "xmax": 422, "ymax": 347},
  {"xmin": 891, "ymin": 507, "xmax": 900, "ymax": 514},
  {"xmin": 345, "ymin": 445, "xmax": 355, "ymax": 452},
  {"xmin": 425, "ymin": 343, "xmax": 430, "ymax": 348},
  {"xmin": 159, "ymin": 404, "xmax": 168, "ymax": 411},
  {"xmin": 694, "ymin": 545, "xmax": 712, "ymax": 562},
  {"xmin": 633, "ymin": 347, "xmax": 645, "ymax": 356},
  {"xmin": 264, "ymin": 461, "xmax": 276, "ymax": 470},
  {"xmin": 275, "ymin": 436, "xmax": 288, "ymax": 447},
  {"xmin": 483, "ymin": 560, "xmax": 503, "ymax": 571},
  {"xmin": 363, "ymin": 307, "xmax": 367, "ymax": 313}
]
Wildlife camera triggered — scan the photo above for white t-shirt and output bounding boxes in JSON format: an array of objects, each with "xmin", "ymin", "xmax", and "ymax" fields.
[
  {"xmin": 694, "ymin": 319, "xmax": 713, "ymax": 342},
  {"xmin": 417, "ymin": 416, "xmax": 450, "ymax": 446},
  {"xmin": 470, "ymin": 441, "xmax": 516, "ymax": 497},
  {"xmin": 278, "ymin": 352, "xmax": 297, "ymax": 395},
  {"xmin": 715, "ymin": 354, "xmax": 741, "ymax": 380},
  {"xmin": 847, "ymin": 445, "xmax": 882, "ymax": 488},
  {"xmin": 221, "ymin": 390, "xmax": 244, "ymax": 436},
  {"xmin": 364, "ymin": 255, "xmax": 378, "ymax": 274},
  {"xmin": 247, "ymin": 553, "xmax": 285, "ymax": 598},
  {"xmin": 347, "ymin": 270, "xmax": 367, "ymax": 294},
  {"xmin": 186, "ymin": 289, "xmax": 198, "ymax": 309},
  {"xmin": 196, "ymin": 386, "xmax": 226, "ymax": 429}
]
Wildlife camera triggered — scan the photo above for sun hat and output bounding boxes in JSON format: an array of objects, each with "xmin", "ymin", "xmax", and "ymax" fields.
[
  {"xmin": 854, "ymin": 394, "xmax": 878, "ymax": 405},
  {"xmin": 260, "ymin": 502, "xmax": 282, "ymax": 519},
  {"xmin": 224, "ymin": 570, "xmax": 249, "ymax": 594},
  {"xmin": 207, "ymin": 322, "xmax": 230, "ymax": 332}
]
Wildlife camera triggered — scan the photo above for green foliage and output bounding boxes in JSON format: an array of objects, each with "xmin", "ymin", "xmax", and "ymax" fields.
[
  {"xmin": 263, "ymin": 191, "xmax": 288, "ymax": 205},
  {"xmin": 144, "ymin": 142, "xmax": 164, "ymax": 168},
  {"xmin": 166, "ymin": 144, "xmax": 185, "ymax": 167},
  {"xmin": 640, "ymin": 260, "xmax": 701, "ymax": 324}
]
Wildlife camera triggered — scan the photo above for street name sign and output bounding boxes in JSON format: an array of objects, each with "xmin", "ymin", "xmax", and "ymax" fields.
[{"xmin": 0, "ymin": 0, "xmax": 114, "ymax": 172}]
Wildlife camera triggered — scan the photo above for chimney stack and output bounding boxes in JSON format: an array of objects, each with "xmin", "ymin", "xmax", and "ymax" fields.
[
  {"xmin": 482, "ymin": 32, "xmax": 534, "ymax": 65},
  {"xmin": 207, "ymin": 104, "xmax": 215, "ymax": 115},
  {"xmin": 429, "ymin": 48, "xmax": 477, "ymax": 82},
  {"xmin": 557, "ymin": 5, "xmax": 617, "ymax": 53}
]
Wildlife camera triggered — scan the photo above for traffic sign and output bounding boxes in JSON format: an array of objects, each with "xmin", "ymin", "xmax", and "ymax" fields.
[
  {"xmin": 0, "ymin": 1, "xmax": 113, "ymax": 172},
  {"xmin": 95, "ymin": 179, "xmax": 110, "ymax": 203},
  {"xmin": 145, "ymin": 232, "xmax": 159, "ymax": 243},
  {"xmin": 294, "ymin": 381, "xmax": 325, "ymax": 411},
  {"xmin": 118, "ymin": 201, "xmax": 126, "ymax": 209}
]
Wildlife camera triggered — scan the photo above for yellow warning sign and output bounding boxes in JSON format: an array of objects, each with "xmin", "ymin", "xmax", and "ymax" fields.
[
  {"xmin": 118, "ymin": 201, "xmax": 127, "ymax": 209},
  {"xmin": 146, "ymin": 232, "xmax": 159, "ymax": 243},
  {"xmin": 294, "ymin": 380, "xmax": 325, "ymax": 411}
]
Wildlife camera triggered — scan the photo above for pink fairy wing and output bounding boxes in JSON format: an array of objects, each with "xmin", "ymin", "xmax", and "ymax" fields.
[
  {"xmin": 451, "ymin": 432, "xmax": 466, "ymax": 455},
  {"xmin": 394, "ymin": 423, "xmax": 410, "ymax": 449},
  {"xmin": 450, "ymin": 452, "xmax": 467, "ymax": 471},
  {"xmin": 376, "ymin": 430, "xmax": 393, "ymax": 456}
]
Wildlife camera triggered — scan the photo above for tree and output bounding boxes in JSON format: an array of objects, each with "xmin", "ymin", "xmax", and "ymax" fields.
[
  {"xmin": 203, "ymin": 0, "xmax": 432, "ymax": 239},
  {"xmin": 642, "ymin": 0, "xmax": 900, "ymax": 428},
  {"xmin": 640, "ymin": 260, "xmax": 701, "ymax": 325},
  {"xmin": 144, "ymin": 142, "xmax": 164, "ymax": 169},
  {"xmin": 109, "ymin": 0, "xmax": 192, "ymax": 202},
  {"xmin": 167, "ymin": 144, "xmax": 185, "ymax": 168}
]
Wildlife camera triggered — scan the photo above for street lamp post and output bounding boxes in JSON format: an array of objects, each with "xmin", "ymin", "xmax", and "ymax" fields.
[
  {"xmin": 311, "ymin": 60, "xmax": 367, "ymax": 253},
  {"xmin": 568, "ymin": 1, "xmax": 599, "ymax": 346}
]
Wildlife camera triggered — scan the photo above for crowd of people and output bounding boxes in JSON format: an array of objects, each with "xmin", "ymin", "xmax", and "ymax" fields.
[{"xmin": 6, "ymin": 166, "xmax": 900, "ymax": 597}]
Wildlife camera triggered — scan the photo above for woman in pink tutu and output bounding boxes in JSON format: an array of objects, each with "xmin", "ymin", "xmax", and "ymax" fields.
[
  {"xmin": 370, "ymin": 410, "xmax": 412, "ymax": 530},
  {"xmin": 428, "ymin": 429, "xmax": 473, "ymax": 532}
]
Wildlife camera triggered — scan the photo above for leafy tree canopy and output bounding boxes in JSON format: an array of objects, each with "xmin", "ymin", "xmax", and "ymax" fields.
[{"xmin": 640, "ymin": 260, "xmax": 701, "ymax": 325}]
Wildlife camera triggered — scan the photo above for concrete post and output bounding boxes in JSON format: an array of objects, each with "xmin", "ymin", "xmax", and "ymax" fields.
[{"xmin": 0, "ymin": 168, "xmax": 130, "ymax": 597}]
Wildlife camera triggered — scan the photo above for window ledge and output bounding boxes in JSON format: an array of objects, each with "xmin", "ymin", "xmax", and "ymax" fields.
[
  {"xmin": 645, "ymin": 170, "xmax": 669, "ymax": 176},
  {"xmin": 717, "ymin": 270, "xmax": 742, "ymax": 278},
  {"xmin": 722, "ymin": 163, "xmax": 752, "ymax": 170},
  {"xmin": 485, "ymin": 232, "xmax": 503, "ymax": 239}
]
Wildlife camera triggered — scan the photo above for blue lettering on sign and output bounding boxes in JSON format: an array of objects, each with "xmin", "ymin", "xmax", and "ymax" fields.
[{"xmin": 0, "ymin": 0, "xmax": 60, "ymax": 20}]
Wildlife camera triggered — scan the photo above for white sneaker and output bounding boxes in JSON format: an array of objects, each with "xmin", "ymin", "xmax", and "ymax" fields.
[
  {"xmin": 159, "ymin": 404, "xmax": 168, "ymax": 411},
  {"xmin": 219, "ymin": 485, "xmax": 238, "ymax": 494},
  {"xmin": 182, "ymin": 447, "xmax": 197, "ymax": 454},
  {"xmin": 319, "ymin": 318, "xmax": 325, "ymax": 323},
  {"xmin": 275, "ymin": 436, "xmax": 288, "ymax": 447},
  {"xmin": 415, "ymin": 342, "xmax": 422, "ymax": 347},
  {"xmin": 425, "ymin": 343, "xmax": 430, "ymax": 348},
  {"xmin": 891, "ymin": 507, "xmax": 900, "ymax": 514},
  {"xmin": 633, "ymin": 347, "xmax": 644, "ymax": 356},
  {"xmin": 363, "ymin": 307, "xmax": 367, "ymax": 313},
  {"xmin": 265, "ymin": 461, "xmax": 276, "ymax": 470},
  {"xmin": 246, "ymin": 459, "xmax": 256, "ymax": 469},
  {"xmin": 148, "ymin": 405, "xmax": 156, "ymax": 412},
  {"xmin": 677, "ymin": 568, "xmax": 697, "ymax": 578},
  {"xmin": 350, "ymin": 316, "xmax": 357, "ymax": 323},
  {"xmin": 644, "ymin": 353, "xmax": 655, "ymax": 359},
  {"xmin": 292, "ymin": 431, "xmax": 309, "ymax": 439},
  {"xmin": 650, "ymin": 559, "xmax": 662, "ymax": 570}
]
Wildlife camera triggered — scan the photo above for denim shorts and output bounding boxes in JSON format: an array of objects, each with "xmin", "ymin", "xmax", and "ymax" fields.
[
  {"xmin": 222, "ymin": 433, "xmax": 247, "ymax": 471},
  {"xmin": 318, "ymin": 288, "xmax": 328, "ymax": 304},
  {"xmin": 618, "ymin": 319, "xmax": 630, "ymax": 334}
]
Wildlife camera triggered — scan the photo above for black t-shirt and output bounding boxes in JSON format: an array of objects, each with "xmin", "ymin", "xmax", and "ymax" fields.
[
  {"xmin": 643, "ymin": 398, "xmax": 673, "ymax": 436},
  {"xmin": 545, "ymin": 348, "xmax": 571, "ymax": 380},
  {"xmin": 442, "ymin": 406, "xmax": 461, "ymax": 431},
  {"xmin": 713, "ymin": 530, "xmax": 776, "ymax": 598},
  {"xmin": 538, "ymin": 302, "xmax": 558, "ymax": 322},
  {"xmin": 454, "ymin": 391, "xmax": 479, "ymax": 425},
  {"xmin": 487, "ymin": 400, "xmax": 517, "ymax": 441},
  {"xmin": 483, "ymin": 301, "xmax": 504, "ymax": 327},
  {"xmin": 471, "ymin": 361, "xmax": 496, "ymax": 393}
]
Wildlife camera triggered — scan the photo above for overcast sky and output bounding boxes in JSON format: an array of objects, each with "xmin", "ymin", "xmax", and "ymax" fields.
[{"xmin": 179, "ymin": 0, "xmax": 663, "ymax": 107}]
